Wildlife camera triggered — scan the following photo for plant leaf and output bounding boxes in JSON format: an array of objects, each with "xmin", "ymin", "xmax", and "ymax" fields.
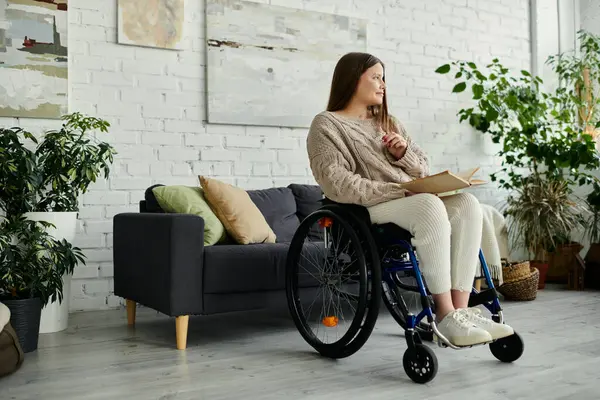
[
  {"xmin": 435, "ymin": 64, "xmax": 451, "ymax": 74},
  {"xmin": 452, "ymin": 82, "xmax": 467, "ymax": 93},
  {"xmin": 472, "ymin": 84, "xmax": 484, "ymax": 99}
]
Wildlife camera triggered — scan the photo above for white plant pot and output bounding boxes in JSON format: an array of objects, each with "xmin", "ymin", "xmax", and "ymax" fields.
[{"xmin": 24, "ymin": 211, "xmax": 78, "ymax": 334}]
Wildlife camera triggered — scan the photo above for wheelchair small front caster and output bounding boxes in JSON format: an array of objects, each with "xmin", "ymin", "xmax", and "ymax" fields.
[
  {"xmin": 403, "ymin": 344, "xmax": 438, "ymax": 384},
  {"xmin": 489, "ymin": 332, "xmax": 524, "ymax": 363}
]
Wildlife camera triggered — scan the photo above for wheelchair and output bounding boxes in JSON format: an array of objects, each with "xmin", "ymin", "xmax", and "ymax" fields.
[{"xmin": 285, "ymin": 200, "xmax": 524, "ymax": 384}]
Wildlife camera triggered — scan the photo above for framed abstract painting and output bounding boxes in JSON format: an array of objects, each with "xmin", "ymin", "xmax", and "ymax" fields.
[
  {"xmin": 0, "ymin": 0, "xmax": 68, "ymax": 119},
  {"xmin": 206, "ymin": 0, "xmax": 367, "ymax": 128},
  {"xmin": 117, "ymin": 0, "xmax": 185, "ymax": 50}
]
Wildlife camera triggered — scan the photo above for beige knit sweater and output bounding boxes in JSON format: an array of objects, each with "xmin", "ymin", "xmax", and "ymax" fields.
[{"xmin": 306, "ymin": 111, "xmax": 430, "ymax": 207}]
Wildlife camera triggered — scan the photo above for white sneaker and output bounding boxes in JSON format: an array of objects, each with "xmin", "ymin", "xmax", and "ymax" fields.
[
  {"xmin": 436, "ymin": 309, "xmax": 493, "ymax": 347},
  {"xmin": 465, "ymin": 307, "xmax": 514, "ymax": 340}
]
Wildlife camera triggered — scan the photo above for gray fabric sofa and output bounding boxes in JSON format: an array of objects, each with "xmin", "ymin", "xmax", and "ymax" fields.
[{"xmin": 113, "ymin": 183, "xmax": 323, "ymax": 350}]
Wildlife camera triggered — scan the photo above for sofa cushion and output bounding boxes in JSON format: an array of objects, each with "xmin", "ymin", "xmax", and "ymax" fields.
[
  {"xmin": 151, "ymin": 185, "xmax": 227, "ymax": 246},
  {"xmin": 203, "ymin": 242, "xmax": 324, "ymax": 293},
  {"xmin": 288, "ymin": 184, "xmax": 323, "ymax": 240},
  {"xmin": 288, "ymin": 184, "xmax": 323, "ymax": 220},
  {"xmin": 203, "ymin": 243, "xmax": 289, "ymax": 293},
  {"xmin": 199, "ymin": 176, "xmax": 276, "ymax": 244},
  {"xmin": 144, "ymin": 184, "xmax": 166, "ymax": 213},
  {"xmin": 247, "ymin": 187, "xmax": 300, "ymax": 243}
]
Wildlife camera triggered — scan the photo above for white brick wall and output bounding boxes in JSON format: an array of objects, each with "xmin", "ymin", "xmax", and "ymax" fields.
[
  {"xmin": 581, "ymin": 0, "xmax": 600, "ymax": 36},
  {"xmin": 0, "ymin": 0, "xmax": 530, "ymax": 311}
]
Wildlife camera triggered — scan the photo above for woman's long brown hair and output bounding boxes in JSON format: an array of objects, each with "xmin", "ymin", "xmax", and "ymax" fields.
[{"xmin": 326, "ymin": 52, "xmax": 395, "ymax": 134}]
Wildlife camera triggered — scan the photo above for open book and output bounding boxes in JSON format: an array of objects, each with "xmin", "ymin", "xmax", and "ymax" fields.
[{"xmin": 399, "ymin": 167, "xmax": 486, "ymax": 194}]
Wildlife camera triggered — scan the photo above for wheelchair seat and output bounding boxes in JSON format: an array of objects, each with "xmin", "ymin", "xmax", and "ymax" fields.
[{"xmin": 318, "ymin": 197, "xmax": 414, "ymax": 246}]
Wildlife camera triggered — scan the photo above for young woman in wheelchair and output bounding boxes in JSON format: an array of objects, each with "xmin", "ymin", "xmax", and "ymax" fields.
[{"xmin": 305, "ymin": 52, "xmax": 514, "ymax": 348}]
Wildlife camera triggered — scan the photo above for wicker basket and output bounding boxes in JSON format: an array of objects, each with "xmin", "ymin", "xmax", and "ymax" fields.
[
  {"xmin": 502, "ymin": 261, "xmax": 532, "ymax": 283},
  {"xmin": 498, "ymin": 266, "xmax": 539, "ymax": 301}
]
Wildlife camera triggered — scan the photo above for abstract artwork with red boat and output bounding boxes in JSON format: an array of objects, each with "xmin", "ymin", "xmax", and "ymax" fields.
[{"xmin": 0, "ymin": 0, "xmax": 68, "ymax": 119}]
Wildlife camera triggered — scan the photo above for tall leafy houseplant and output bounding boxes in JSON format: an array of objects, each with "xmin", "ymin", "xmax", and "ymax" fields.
[
  {"xmin": 0, "ymin": 216, "xmax": 85, "ymax": 352},
  {"xmin": 0, "ymin": 112, "xmax": 115, "ymax": 216},
  {"xmin": 0, "ymin": 128, "xmax": 38, "ymax": 217},
  {"xmin": 435, "ymin": 39, "xmax": 600, "ymax": 286},
  {"xmin": 548, "ymin": 30, "xmax": 600, "ymax": 288},
  {"xmin": 547, "ymin": 30, "xmax": 600, "ymax": 144},
  {"xmin": 0, "ymin": 112, "xmax": 116, "ymax": 333},
  {"xmin": 547, "ymin": 31, "xmax": 600, "ymax": 246},
  {"xmin": 435, "ymin": 58, "xmax": 598, "ymax": 193},
  {"xmin": 34, "ymin": 112, "xmax": 115, "ymax": 212}
]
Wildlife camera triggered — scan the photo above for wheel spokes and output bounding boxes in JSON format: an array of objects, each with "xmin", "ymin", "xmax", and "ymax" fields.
[{"xmin": 292, "ymin": 213, "xmax": 364, "ymax": 346}]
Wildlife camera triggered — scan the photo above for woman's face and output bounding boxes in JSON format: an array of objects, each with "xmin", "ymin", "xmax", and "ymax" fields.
[{"xmin": 354, "ymin": 63, "xmax": 386, "ymax": 107}]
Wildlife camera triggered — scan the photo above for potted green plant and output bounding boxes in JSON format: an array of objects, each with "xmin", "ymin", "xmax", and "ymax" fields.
[
  {"xmin": 0, "ymin": 215, "xmax": 85, "ymax": 352},
  {"xmin": 435, "ymin": 36, "xmax": 600, "ymax": 288},
  {"xmin": 0, "ymin": 112, "xmax": 116, "ymax": 333},
  {"xmin": 548, "ymin": 30, "xmax": 600, "ymax": 287},
  {"xmin": 544, "ymin": 30, "xmax": 600, "ymax": 284},
  {"xmin": 583, "ymin": 183, "xmax": 600, "ymax": 289},
  {"xmin": 503, "ymin": 175, "xmax": 587, "ymax": 289}
]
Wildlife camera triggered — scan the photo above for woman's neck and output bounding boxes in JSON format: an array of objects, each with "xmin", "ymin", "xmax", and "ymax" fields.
[{"xmin": 336, "ymin": 101, "xmax": 372, "ymax": 120}]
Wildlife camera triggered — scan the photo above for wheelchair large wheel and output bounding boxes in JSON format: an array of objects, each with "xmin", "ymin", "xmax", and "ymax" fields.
[{"xmin": 286, "ymin": 208, "xmax": 382, "ymax": 359}]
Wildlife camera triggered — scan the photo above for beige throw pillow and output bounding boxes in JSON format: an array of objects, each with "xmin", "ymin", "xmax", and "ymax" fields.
[{"xmin": 199, "ymin": 176, "xmax": 276, "ymax": 245}]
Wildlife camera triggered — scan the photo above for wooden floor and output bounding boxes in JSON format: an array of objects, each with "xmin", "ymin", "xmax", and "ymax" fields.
[{"xmin": 3, "ymin": 286, "xmax": 600, "ymax": 400}]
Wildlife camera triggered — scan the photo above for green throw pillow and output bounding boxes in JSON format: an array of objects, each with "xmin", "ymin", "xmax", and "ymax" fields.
[{"xmin": 152, "ymin": 185, "xmax": 227, "ymax": 246}]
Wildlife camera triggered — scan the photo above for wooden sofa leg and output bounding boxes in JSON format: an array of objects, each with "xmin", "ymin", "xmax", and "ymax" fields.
[
  {"xmin": 176, "ymin": 316, "xmax": 189, "ymax": 350},
  {"xmin": 126, "ymin": 299, "xmax": 136, "ymax": 326}
]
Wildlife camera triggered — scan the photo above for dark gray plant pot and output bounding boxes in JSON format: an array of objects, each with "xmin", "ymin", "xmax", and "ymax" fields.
[{"xmin": 2, "ymin": 297, "xmax": 42, "ymax": 353}]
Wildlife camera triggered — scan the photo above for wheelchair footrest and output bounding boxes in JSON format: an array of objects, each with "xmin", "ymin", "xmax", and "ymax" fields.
[
  {"xmin": 468, "ymin": 288, "xmax": 499, "ymax": 308},
  {"xmin": 434, "ymin": 335, "xmax": 495, "ymax": 349}
]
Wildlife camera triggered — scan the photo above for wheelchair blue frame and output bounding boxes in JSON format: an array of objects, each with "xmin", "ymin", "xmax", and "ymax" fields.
[{"xmin": 380, "ymin": 238, "xmax": 503, "ymax": 337}]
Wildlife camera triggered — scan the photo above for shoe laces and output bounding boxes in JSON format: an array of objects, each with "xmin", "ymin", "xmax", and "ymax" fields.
[
  {"xmin": 451, "ymin": 308, "xmax": 474, "ymax": 327},
  {"xmin": 466, "ymin": 307, "xmax": 492, "ymax": 324},
  {"xmin": 469, "ymin": 307, "xmax": 482, "ymax": 316}
]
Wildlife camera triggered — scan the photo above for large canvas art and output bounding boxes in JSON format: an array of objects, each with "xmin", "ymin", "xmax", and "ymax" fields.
[
  {"xmin": 117, "ymin": 0, "xmax": 185, "ymax": 50},
  {"xmin": 206, "ymin": 0, "xmax": 367, "ymax": 128},
  {"xmin": 0, "ymin": 0, "xmax": 68, "ymax": 119}
]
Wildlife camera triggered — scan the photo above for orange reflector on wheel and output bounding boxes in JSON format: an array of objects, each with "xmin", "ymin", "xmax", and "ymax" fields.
[
  {"xmin": 318, "ymin": 217, "xmax": 333, "ymax": 228},
  {"xmin": 322, "ymin": 316, "xmax": 338, "ymax": 327}
]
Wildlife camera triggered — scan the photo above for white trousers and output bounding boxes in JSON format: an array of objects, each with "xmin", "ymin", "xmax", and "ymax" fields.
[{"xmin": 367, "ymin": 193, "xmax": 483, "ymax": 294}]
